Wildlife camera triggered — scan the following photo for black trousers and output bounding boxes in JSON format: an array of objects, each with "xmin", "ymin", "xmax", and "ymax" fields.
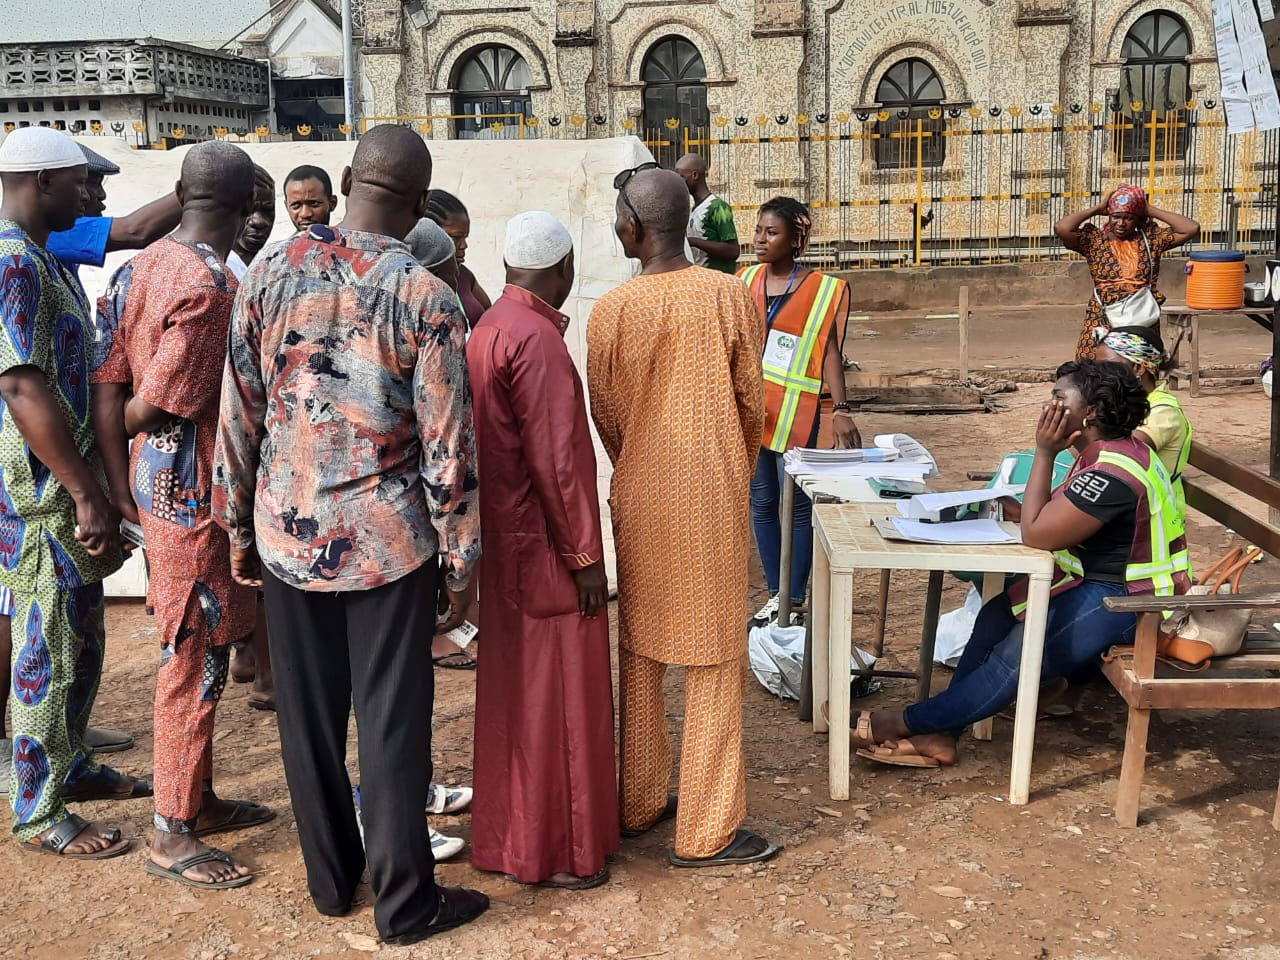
[{"xmin": 263, "ymin": 562, "xmax": 438, "ymax": 939}]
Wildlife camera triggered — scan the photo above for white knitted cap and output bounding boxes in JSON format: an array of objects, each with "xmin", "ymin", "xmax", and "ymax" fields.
[
  {"xmin": 503, "ymin": 210, "xmax": 572, "ymax": 269},
  {"xmin": 0, "ymin": 127, "xmax": 88, "ymax": 173}
]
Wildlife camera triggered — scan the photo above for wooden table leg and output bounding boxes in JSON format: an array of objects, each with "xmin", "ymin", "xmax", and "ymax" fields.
[
  {"xmin": 971, "ymin": 572, "xmax": 1005, "ymax": 742},
  {"xmin": 917, "ymin": 570, "xmax": 943, "ymax": 701},
  {"xmin": 827, "ymin": 570, "xmax": 855, "ymax": 801},
  {"xmin": 809, "ymin": 536, "xmax": 831, "ymax": 731},
  {"xmin": 1190, "ymin": 313, "xmax": 1201, "ymax": 399},
  {"xmin": 874, "ymin": 569, "xmax": 890, "ymax": 658},
  {"xmin": 1008, "ymin": 572, "xmax": 1052, "ymax": 805}
]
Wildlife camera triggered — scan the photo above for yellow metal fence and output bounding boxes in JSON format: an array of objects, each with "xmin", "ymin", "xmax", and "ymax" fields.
[{"xmin": 361, "ymin": 104, "xmax": 1279, "ymax": 268}]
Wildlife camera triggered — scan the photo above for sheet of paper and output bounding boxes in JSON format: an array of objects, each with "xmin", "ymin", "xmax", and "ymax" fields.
[
  {"xmin": 1215, "ymin": 0, "xmax": 1255, "ymax": 134},
  {"xmin": 902, "ymin": 485, "xmax": 1021, "ymax": 518},
  {"xmin": 889, "ymin": 517, "xmax": 1019, "ymax": 544}
]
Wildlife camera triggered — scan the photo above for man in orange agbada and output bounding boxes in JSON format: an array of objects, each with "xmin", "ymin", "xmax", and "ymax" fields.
[{"xmin": 587, "ymin": 165, "xmax": 780, "ymax": 867}]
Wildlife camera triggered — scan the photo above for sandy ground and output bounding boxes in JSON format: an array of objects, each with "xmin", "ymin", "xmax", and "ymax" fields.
[{"xmin": 1, "ymin": 305, "xmax": 1278, "ymax": 960}]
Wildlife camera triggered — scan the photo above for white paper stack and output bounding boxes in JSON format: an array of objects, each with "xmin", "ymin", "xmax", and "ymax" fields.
[
  {"xmin": 783, "ymin": 433, "xmax": 938, "ymax": 482},
  {"xmin": 889, "ymin": 518, "xmax": 1020, "ymax": 545}
]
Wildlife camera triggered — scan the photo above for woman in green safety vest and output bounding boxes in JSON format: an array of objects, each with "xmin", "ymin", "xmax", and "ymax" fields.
[
  {"xmin": 833, "ymin": 360, "xmax": 1190, "ymax": 768},
  {"xmin": 1094, "ymin": 325, "xmax": 1192, "ymax": 521}
]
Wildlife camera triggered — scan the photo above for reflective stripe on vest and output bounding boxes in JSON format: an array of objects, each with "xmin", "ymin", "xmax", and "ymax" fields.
[{"xmin": 1007, "ymin": 448, "xmax": 1189, "ymax": 618}]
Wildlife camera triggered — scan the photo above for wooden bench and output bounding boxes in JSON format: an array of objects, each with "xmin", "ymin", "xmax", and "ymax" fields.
[{"xmin": 1100, "ymin": 440, "xmax": 1280, "ymax": 827}]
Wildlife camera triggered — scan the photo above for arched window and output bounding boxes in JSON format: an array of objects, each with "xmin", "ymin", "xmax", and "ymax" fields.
[
  {"xmin": 1119, "ymin": 11, "xmax": 1191, "ymax": 161},
  {"xmin": 453, "ymin": 44, "xmax": 533, "ymax": 139},
  {"xmin": 874, "ymin": 58, "xmax": 946, "ymax": 169},
  {"xmin": 641, "ymin": 35, "xmax": 708, "ymax": 159}
]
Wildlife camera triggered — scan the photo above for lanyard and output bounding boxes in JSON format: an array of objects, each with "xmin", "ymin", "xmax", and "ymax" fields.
[{"xmin": 763, "ymin": 264, "xmax": 800, "ymax": 328}]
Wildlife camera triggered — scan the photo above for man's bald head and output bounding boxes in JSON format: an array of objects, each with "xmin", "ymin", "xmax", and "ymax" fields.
[
  {"xmin": 674, "ymin": 153, "xmax": 707, "ymax": 176},
  {"xmin": 349, "ymin": 124, "xmax": 433, "ymax": 199},
  {"xmin": 339, "ymin": 124, "xmax": 433, "ymax": 240},
  {"xmin": 178, "ymin": 141, "xmax": 255, "ymax": 211},
  {"xmin": 622, "ymin": 168, "xmax": 689, "ymax": 236}
]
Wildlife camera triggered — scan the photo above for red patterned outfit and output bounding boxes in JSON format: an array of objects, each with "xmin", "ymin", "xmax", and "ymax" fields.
[{"xmin": 92, "ymin": 238, "xmax": 255, "ymax": 828}]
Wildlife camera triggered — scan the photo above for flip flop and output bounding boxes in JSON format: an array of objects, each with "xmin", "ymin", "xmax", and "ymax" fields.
[
  {"xmin": 145, "ymin": 846, "xmax": 254, "ymax": 890},
  {"xmin": 856, "ymin": 739, "xmax": 943, "ymax": 768},
  {"xmin": 62, "ymin": 765, "xmax": 153, "ymax": 802},
  {"xmin": 669, "ymin": 829, "xmax": 782, "ymax": 868},
  {"xmin": 23, "ymin": 813, "xmax": 133, "ymax": 860},
  {"xmin": 193, "ymin": 800, "xmax": 276, "ymax": 838},
  {"xmin": 820, "ymin": 703, "xmax": 878, "ymax": 750},
  {"xmin": 504, "ymin": 867, "xmax": 612, "ymax": 890},
  {"xmin": 433, "ymin": 652, "xmax": 477, "ymax": 671},
  {"xmin": 621, "ymin": 794, "xmax": 678, "ymax": 838},
  {"xmin": 248, "ymin": 694, "xmax": 276, "ymax": 712}
]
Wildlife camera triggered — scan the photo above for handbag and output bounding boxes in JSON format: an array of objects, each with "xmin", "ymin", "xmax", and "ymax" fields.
[
  {"xmin": 1157, "ymin": 546, "xmax": 1263, "ymax": 667},
  {"xmin": 1094, "ymin": 232, "xmax": 1162, "ymax": 329}
]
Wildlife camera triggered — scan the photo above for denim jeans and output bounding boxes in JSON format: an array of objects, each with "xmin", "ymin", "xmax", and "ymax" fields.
[
  {"xmin": 903, "ymin": 580, "xmax": 1136, "ymax": 739},
  {"xmin": 751, "ymin": 447, "xmax": 813, "ymax": 604}
]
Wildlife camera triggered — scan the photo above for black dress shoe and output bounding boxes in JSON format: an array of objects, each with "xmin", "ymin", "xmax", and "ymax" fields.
[{"xmin": 381, "ymin": 886, "xmax": 490, "ymax": 946}]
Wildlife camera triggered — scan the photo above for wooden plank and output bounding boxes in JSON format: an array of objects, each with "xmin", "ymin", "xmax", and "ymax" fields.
[
  {"xmin": 1103, "ymin": 591, "xmax": 1280, "ymax": 613},
  {"xmin": 858, "ymin": 403, "xmax": 989, "ymax": 415},
  {"xmin": 1115, "ymin": 703, "xmax": 1151, "ymax": 827},
  {"xmin": 845, "ymin": 372, "xmax": 938, "ymax": 388},
  {"xmin": 845, "ymin": 385, "xmax": 984, "ymax": 405},
  {"xmin": 1185, "ymin": 480, "xmax": 1280, "ymax": 558},
  {"xmin": 1189, "ymin": 442, "xmax": 1280, "ymax": 507},
  {"xmin": 1135, "ymin": 679, "xmax": 1280, "ymax": 710}
]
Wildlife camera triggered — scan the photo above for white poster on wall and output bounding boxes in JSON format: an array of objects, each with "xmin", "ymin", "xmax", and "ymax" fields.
[{"xmin": 1215, "ymin": 0, "xmax": 1280, "ymax": 133}]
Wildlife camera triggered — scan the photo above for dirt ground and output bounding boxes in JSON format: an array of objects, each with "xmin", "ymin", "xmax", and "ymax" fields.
[{"xmin": 2, "ymin": 306, "xmax": 1278, "ymax": 960}]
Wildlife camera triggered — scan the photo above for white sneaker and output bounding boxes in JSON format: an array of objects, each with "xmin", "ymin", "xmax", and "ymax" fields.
[
  {"xmin": 751, "ymin": 596, "xmax": 780, "ymax": 625},
  {"xmin": 427, "ymin": 783, "xmax": 473, "ymax": 815},
  {"xmin": 430, "ymin": 828, "xmax": 466, "ymax": 861}
]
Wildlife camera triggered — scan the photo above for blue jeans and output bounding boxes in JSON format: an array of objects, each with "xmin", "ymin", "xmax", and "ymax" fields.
[
  {"xmin": 751, "ymin": 448, "xmax": 813, "ymax": 604},
  {"xmin": 903, "ymin": 580, "xmax": 1136, "ymax": 739}
]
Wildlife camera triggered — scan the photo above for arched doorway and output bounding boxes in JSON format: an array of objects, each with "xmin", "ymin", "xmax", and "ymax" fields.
[
  {"xmin": 873, "ymin": 57, "xmax": 946, "ymax": 169},
  {"xmin": 1119, "ymin": 11, "xmax": 1191, "ymax": 161},
  {"xmin": 453, "ymin": 44, "xmax": 533, "ymax": 139},
  {"xmin": 641, "ymin": 35, "xmax": 708, "ymax": 162}
]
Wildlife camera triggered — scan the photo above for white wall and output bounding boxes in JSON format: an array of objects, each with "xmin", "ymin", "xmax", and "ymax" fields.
[{"xmin": 65, "ymin": 135, "xmax": 652, "ymax": 595}]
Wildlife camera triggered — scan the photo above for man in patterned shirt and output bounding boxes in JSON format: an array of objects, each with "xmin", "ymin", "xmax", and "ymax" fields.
[
  {"xmin": 0, "ymin": 127, "xmax": 150, "ymax": 860},
  {"xmin": 213, "ymin": 124, "xmax": 488, "ymax": 945},
  {"xmin": 675, "ymin": 153, "xmax": 740, "ymax": 273},
  {"xmin": 93, "ymin": 140, "xmax": 273, "ymax": 889}
]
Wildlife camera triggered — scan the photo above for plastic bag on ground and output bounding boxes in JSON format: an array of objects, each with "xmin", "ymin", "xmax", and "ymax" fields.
[
  {"xmin": 934, "ymin": 586, "xmax": 983, "ymax": 668},
  {"xmin": 749, "ymin": 622, "xmax": 878, "ymax": 700}
]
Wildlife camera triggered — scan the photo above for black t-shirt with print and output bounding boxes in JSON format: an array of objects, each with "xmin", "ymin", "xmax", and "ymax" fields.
[{"xmin": 1062, "ymin": 469, "xmax": 1137, "ymax": 582}]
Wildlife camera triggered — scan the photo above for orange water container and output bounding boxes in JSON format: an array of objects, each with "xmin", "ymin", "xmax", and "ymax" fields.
[{"xmin": 1185, "ymin": 250, "xmax": 1245, "ymax": 309}]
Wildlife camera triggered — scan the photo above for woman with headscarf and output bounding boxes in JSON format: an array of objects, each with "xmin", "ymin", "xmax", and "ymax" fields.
[
  {"xmin": 1055, "ymin": 184, "xmax": 1199, "ymax": 359},
  {"xmin": 1094, "ymin": 325, "xmax": 1193, "ymax": 521}
]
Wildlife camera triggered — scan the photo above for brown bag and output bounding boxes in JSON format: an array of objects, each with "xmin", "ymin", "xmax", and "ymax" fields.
[{"xmin": 1157, "ymin": 546, "xmax": 1263, "ymax": 667}]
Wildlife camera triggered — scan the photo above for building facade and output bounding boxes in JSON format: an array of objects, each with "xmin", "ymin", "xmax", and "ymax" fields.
[
  {"xmin": 341, "ymin": 0, "xmax": 1258, "ymax": 263},
  {"xmin": 0, "ymin": 40, "xmax": 270, "ymax": 146}
]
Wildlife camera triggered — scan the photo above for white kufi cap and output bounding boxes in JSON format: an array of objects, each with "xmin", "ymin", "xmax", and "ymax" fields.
[
  {"xmin": 0, "ymin": 127, "xmax": 88, "ymax": 173},
  {"xmin": 504, "ymin": 210, "xmax": 572, "ymax": 270}
]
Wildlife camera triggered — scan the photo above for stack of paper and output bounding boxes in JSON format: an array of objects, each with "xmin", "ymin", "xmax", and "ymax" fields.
[
  {"xmin": 889, "ymin": 518, "xmax": 1019, "ymax": 545},
  {"xmin": 783, "ymin": 433, "xmax": 938, "ymax": 482}
]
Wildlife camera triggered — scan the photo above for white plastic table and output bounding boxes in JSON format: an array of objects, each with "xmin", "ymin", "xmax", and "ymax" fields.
[{"xmin": 811, "ymin": 502, "xmax": 1058, "ymax": 804}]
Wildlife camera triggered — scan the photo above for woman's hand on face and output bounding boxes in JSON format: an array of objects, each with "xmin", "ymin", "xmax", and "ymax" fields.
[
  {"xmin": 831, "ymin": 415, "xmax": 862, "ymax": 450},
  {"xmin": 1035, "ymin": 401, "xmax": 1081, "ymax": 456}
]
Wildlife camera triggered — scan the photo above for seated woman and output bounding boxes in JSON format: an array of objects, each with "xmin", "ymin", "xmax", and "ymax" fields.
[
  {"xmin": 1093, "ymin": 326, "xmax": 1192, "ymax": 521},
  {"xmin": 847, "ymin": 360, "xmax": 1190, "ymax": 767}
]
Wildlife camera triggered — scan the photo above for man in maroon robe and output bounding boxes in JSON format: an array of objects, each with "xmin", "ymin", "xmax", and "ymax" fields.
[{"xmin": 467, "ymin": 211, "xmax": 619, "ymax": 889}]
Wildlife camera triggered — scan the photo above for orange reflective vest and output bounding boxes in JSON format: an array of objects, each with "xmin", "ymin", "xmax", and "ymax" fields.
[{"xmin": 738, "ymin": 265, "xmax": 848, "ymax": 452}]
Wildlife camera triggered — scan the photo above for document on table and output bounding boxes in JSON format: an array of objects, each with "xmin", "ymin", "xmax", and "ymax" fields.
[
  {"xmin": 897, "ymin": 485, "xmax": 1022, "ymax": 520},
  {"xmin": 886, "ymin": 517, "xmax": 1020, "ymax": 544}
]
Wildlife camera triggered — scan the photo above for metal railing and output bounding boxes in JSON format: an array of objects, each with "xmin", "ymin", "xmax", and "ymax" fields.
[{"xmin": 361, "ymin": 104, "xmax": 1280, "ymax": 269}]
